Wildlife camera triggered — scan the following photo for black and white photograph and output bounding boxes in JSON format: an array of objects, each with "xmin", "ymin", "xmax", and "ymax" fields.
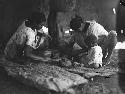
[{"xmin": 0, "ymin": 0, "xmax": 125, "ymax": 94}]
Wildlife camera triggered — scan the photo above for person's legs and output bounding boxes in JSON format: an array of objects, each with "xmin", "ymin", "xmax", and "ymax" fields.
[
  {"xmin": 98, "ymin": 36, "xmax": 108, "ymax": 61},
  {"xmin": 106, "ymin": 30, "xmax": 117, "ymax": 61},
  {"xmin": 98, "ymin": 30, "xmax": 117, "ymax": 63}
]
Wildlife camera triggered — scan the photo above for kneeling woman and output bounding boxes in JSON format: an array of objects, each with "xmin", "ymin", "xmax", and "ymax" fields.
[
  {"xmin": 79, "ymin": 34, "xmax": 103, "ymax": 68},
  {"xmin": 4, "ymin": 12, "xmax": 51, "ymax": 64}
]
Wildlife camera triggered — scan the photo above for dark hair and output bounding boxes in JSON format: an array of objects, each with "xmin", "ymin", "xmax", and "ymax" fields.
[
  {"xmin": 26, "ymin": 12, "xmax": 46, "ymax": 25},
  {"xmin": 84, "ymin": 34, "xmax": 97, "ymax": 48},
  {"xmin": 82, "ymin": 22, "xmax": 90, "ymax": 33},
  {"xmin": 70, "ymin": 15, "xmax": 83, "ymax": 30}
]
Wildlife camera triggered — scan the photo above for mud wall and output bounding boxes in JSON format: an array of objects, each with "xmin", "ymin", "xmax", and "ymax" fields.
[
  {"xmin": 0, "ymin": 0, "xmax": 119, "ymax": 51},
  {"xmin": 57, "ymin": 0, "xmax": 119, "ymax": 32},
  {"xmin": 0, "ymin": 0, "xmax": 45, "ymax": 51}
]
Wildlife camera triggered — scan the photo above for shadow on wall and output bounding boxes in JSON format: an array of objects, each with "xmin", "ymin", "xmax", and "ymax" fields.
[{"xmin": 82, "ymin": 0, "xmax": 119, "ymax": 31}]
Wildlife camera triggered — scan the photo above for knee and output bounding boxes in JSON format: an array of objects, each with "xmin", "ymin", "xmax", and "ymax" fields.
[
  {"xmin": 108, "ymin": 30, "xmax": 117, "ymax": 46},
  {"xmin": 109, "ymin": 30, "xmax": 117, "ymax": 37},
  {"xmin": 108, "ymin": 30, "xmax": 117, "ymax": 41}
]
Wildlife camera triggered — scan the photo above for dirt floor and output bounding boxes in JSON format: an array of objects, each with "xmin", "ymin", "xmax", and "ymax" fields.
[
  {"xmin": 0, "ymin": 66, "xmax": 49, "ymax": 94},
  {"xmin": 0, "ymin": 68, "xmax": 123, "ymax": 94},
  {"xmin": 0, "ymin": 34, "xmax": 125, "ymax": 94}
]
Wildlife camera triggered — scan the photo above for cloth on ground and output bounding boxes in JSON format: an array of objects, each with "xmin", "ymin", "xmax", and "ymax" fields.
[{"xmin": 79, "ymin": 45, "xmax": 103, "ymax": 68}]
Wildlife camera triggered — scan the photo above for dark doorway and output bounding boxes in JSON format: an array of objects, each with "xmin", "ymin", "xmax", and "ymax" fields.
[{"xmin": 117, "ymin": 0, "xmax": 125, "ymax": 37}]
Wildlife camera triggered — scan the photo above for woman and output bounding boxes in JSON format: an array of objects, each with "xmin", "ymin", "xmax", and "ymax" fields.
[{"xmin": 4, "ymin": 12, "xmax": 51, "ymax": 63}]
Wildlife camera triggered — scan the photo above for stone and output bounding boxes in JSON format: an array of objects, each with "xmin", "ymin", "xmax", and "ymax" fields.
[
  {"xmin": 64, "ymin": 49, "xmax": 119, "ymax": 78},
  {"xmin": 0, "ymin": 57, "xmax": 87, "ymax": 93}
]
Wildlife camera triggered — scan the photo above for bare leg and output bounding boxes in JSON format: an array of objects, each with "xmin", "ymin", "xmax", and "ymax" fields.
[
  {"xmin": 100, "ymin": 43, "xmax": 109, "ymax": 65},
  {"xmin": 98, "ymin": 36, "xmax": 108, "ymax": 60},
  {"xmin": 106, "ymin": 30, "xmax": 117, "ymax": 60},
  {"xmin": 101, "ymin": 44, "xmax": 108, "ymax": 60},
  {"xmin": 98, "ymin": 30, "xmax": 117, "ymax": 64}
]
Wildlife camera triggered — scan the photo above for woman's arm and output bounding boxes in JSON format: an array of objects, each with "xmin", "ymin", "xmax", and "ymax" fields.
[
  {"xmin": 67, "ymin": 35, "xmax": 75, "ymax": 48},
  {"xmin": 24, "ymin": 45, "xmax": 50, "ymax": 62}
]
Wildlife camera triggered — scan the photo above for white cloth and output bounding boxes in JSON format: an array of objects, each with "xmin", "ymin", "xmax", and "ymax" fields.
[
  {"xmin": 86, "ymin": 45, "xmax": 103, "ymax": 66},
  {"xmin": 25, "ymin": 28, "xmax": 45, "ymax": 49},
  {"xmin": 86, "ymin": 20, "xmax": 109, "ymax": 40},
  {"xmin": 4, "ymin": 21, "xmax": 46, "ymax": 58}
]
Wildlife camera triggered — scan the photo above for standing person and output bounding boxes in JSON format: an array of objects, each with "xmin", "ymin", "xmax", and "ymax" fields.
[{"xmin": 4, "ymin": 12, "xmax": 51, "ymax": 63}]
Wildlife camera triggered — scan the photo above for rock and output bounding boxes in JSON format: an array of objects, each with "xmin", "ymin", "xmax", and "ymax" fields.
[
  {"xmin": 64, "ymin": 82, "xmax": 115, "ymax": 94},
  {"xmin": 60, "ymin": 57, "xmax": 72, "ymax": 67},
  {"xmin": 65, "ymin": 66, "xmax": 118, "ymax": 78},
  {"xmin": 0, "ymin": 57, "xmax": 87, "ymax": 93}
]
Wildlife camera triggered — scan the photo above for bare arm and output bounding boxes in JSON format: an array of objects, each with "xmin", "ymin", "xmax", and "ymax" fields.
[
  {"xmin": 67, "ymin": 35, "xmax": 75, "ymax": 48},
  {"xmin": 24, "ymin": 45, "xmax": 50, "ymax": 62}
]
